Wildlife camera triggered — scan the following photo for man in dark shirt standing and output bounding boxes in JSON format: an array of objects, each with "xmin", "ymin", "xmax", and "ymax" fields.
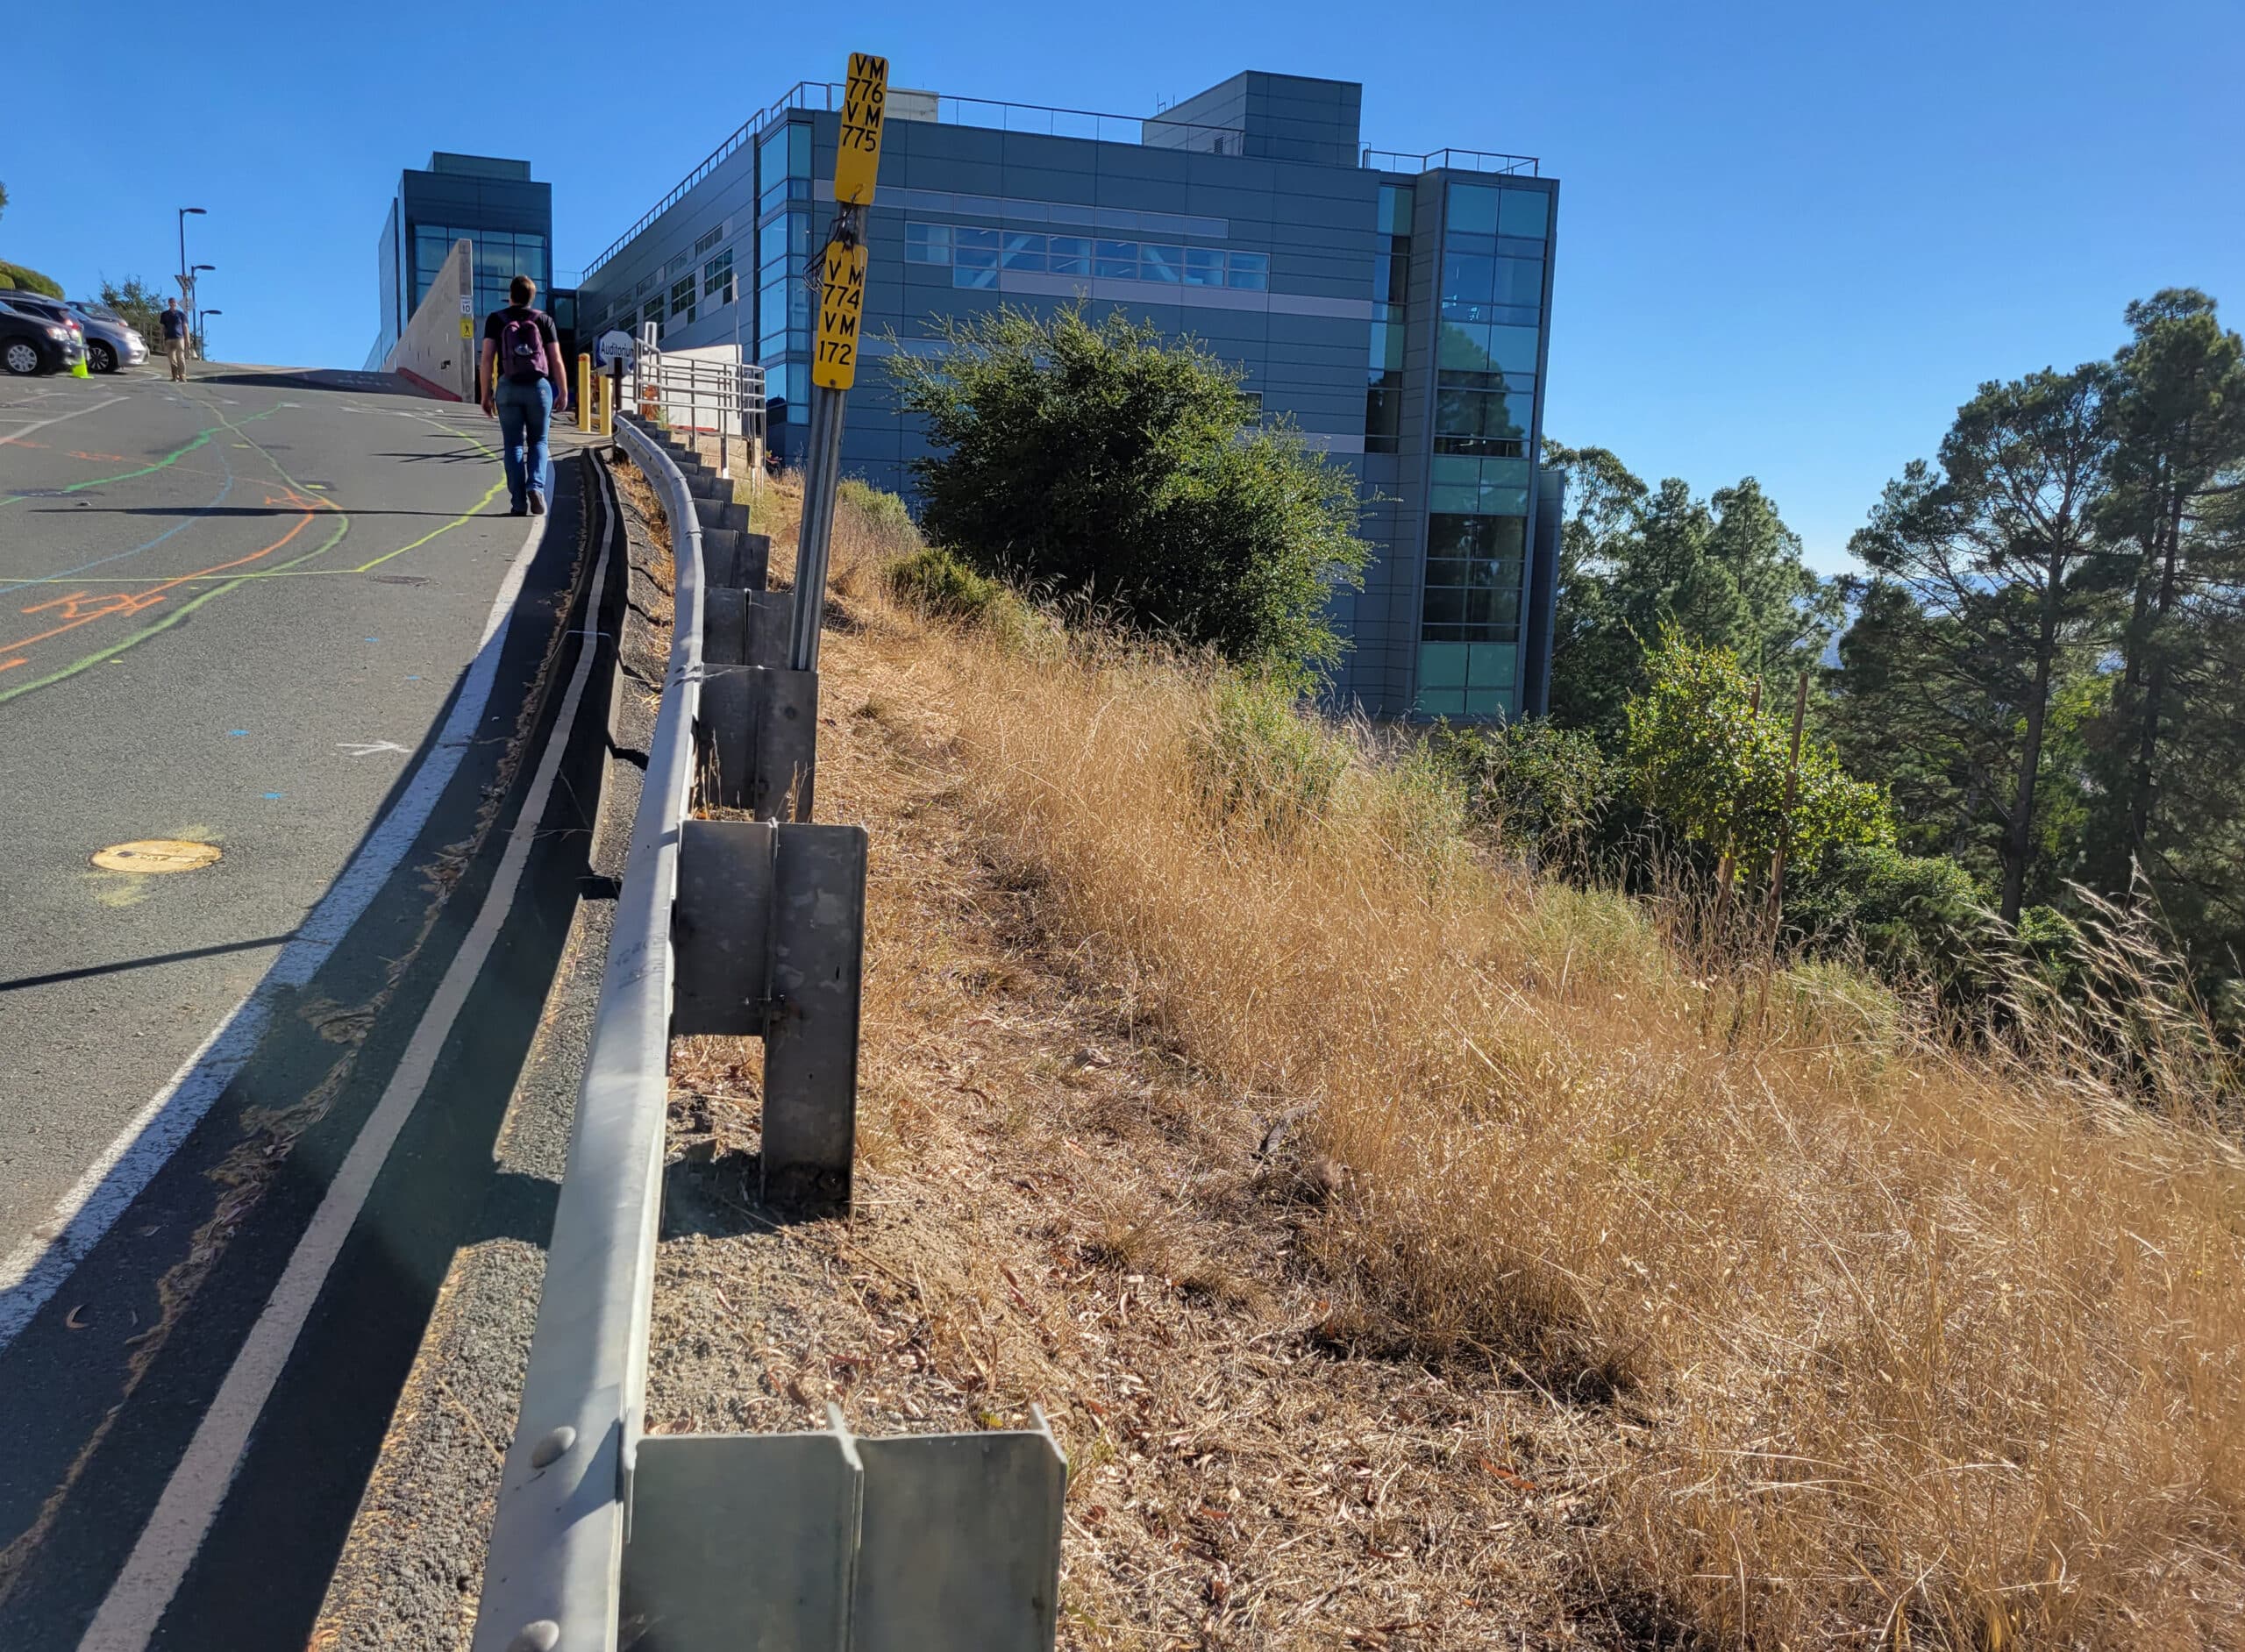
[
  {"xmin": 478, "ymin": 274, "xmax": 568, "ymax": 516},
  {"xmin": 160, "ymin": 296, "xmax": 189, "ymax": 382}
]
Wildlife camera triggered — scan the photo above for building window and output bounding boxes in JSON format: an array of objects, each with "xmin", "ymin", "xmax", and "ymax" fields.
[
  {"xmin": 694, "ymin": 224, "xmax": 725, "ymax": 257},
  {"xmin": 899, "ymin": 218, "xmax": 1266, "ymax": 291},
  {"xmin": 642, "ymin": 298, "xmax": 664, "ymax": 343},
  {"xmin": 904, "ymin": 222, "xmax": 951, "ymax": 263},
  {"xmin": 756, "ymin": 201, "xmax": 812, "ymax": 424},
  {"xmin": 1414, "ymin": 641, "xmax": 1518, "ymax": 719},
  {"xmin": 1365, "ymin": 184, "xmax": 1411, "ymax": 455},
  {"xmin": 758, "ymin": 120, "xmax": 812, "ymax": 216},
  {"xmin": 407, "ymin": 224, "xmax": 551, "ymax": 324},
  {"xmin": 1433, "ymin": 374, "xmax": 1529, "ymax": 458},
  {"xmin": 1411, "ymin": 176, "xmax": 1551, "ymax": 716},
  {"xmin": 671, "ymin": 274, "xmax": 698, "ymax": 325},
  {"xmin": 702, "ymin": 249, "xmax": 734, "ymax": 306}
]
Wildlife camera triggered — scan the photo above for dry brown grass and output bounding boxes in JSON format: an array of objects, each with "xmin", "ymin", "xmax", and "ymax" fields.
[
  {"xmin": 659, "ymin": 609, "xmax": 1615, "ymax": 1648},
  {"xmin": 659, "ymin": 476, "xmax": 2245, "ymax": 1648},
  {"xmin": 901, "ymin": 625, "xmax": 2245, "ymax": 1649}
]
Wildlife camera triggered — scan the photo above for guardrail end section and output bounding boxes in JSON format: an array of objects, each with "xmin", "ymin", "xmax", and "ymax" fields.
[
  {"xmin": 622, "ymin": 1427, "xmax": 862, "ymax": 1651},
  {"xmin": 850, "ymin": 1409, "xmax": 1068, "ymax": 1652},
  {"xmin": 617, "ymin": 1408, "xmax": 1065, "ymax": 1652}
]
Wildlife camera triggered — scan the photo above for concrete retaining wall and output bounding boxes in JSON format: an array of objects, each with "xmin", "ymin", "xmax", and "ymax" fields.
[{"xmin": 384, "ymin": 238, "xmax": 474, "ymax": 401}]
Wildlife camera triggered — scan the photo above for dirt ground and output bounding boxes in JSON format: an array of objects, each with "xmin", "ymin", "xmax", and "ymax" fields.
[{"xmin": 648, "ymin": 607, "xmax": 1649, "ymax": 1650}]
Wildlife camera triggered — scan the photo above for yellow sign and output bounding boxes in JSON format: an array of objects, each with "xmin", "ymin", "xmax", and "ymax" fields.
[
  {"xmin": 813, "ymin": 240, "xmax": 869, "ymax": 389},
  {"xmin": 460, "ymin": 316, "xmax": 473, "ymax": 339},
  {"xmin": 834, "ymin": 53, "xmax": 889, "ymax": 207}
]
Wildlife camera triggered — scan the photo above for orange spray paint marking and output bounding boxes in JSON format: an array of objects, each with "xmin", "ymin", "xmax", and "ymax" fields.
[
  {"xmin": 68, "ymin": 451, "xmax": 132, "ymax": 463},
  {"xmin": 0, "ymin": 492, "xmax": 333, "ymax": 661}
]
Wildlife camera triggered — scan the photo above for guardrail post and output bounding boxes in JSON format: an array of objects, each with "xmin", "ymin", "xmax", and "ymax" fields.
[
  {"xmin": 673, "ymin": 815, "xmax": 866, "ymax": 1207},
  {"xmin": 760, "ymin": 821, "xmax": 866, "ymax": 1205}
]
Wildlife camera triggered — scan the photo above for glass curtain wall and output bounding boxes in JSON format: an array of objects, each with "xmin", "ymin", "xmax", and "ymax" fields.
[
  {"xmin": 1415, "ymin": 181, "xmax": 1549, "ymax": 720},
  {"xmin": 755, "ymin": 118, "xmax": 814, "ymax": 424},
  {"xmin": 1363, "ymin": 183, "xmax": 1410, "ymax": 454},
  {"xmin": 411, "ymin": 224, "xmax": 550, "ymax": 324}
]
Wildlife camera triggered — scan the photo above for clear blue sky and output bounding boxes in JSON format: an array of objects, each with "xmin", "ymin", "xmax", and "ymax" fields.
[{"xmin": 7, "ymin": 0, "xmax": 2238, "ymax": 570}]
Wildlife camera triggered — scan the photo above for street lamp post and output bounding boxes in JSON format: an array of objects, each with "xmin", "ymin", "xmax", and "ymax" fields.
[
  {"xmin": 197, "ymin": 310, "xmax": 223, "ymax": 359},
  {"xmin": 176, "ymin": 205, "xmax": 206, "ymax": 299},
  {"xmin": 188, "ymin": 265, "xmax": 216, "ymax": 353}
]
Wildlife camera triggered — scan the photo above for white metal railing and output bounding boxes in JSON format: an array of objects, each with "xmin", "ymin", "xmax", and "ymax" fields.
[{"xmin": 619, "ymin": 338, "xmax": 766, "ymax": 488}]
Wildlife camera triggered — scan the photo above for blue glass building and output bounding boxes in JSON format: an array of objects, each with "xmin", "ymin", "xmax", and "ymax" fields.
[
  {"xmin": 574, "ymin": 73, "xmax": 1563, "ymax": 720},
  {"xmin": 371, "ymin": 153, "xmax": 553, "ymax": 370}
]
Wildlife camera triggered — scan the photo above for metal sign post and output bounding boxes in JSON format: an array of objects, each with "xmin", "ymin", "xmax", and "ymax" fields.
[{"xmin": 788, "ymin": 50, "xmax": 887, "ymax": 675}]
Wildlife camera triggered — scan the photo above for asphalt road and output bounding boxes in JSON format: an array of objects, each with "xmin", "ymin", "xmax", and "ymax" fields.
[
  {"xmin": 0, "ymin": 367, "xmax": 535, "ymax": 1257},
  {"xmin": 0, "ymin": 364, "xmax": 603, "ymax": 1648}
]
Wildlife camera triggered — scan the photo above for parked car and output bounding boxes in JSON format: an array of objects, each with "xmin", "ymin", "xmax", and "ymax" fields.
[
  {"xmin": 65, "ymin": 300, "xmax": 150, "ymax": 374},
  {"xmin": 0, "ymin": 292, "xmax": 85, "ymax": 361},
  {"xmin": 0, "ymin": 296, "xmax": 83, "ymax": 375}
]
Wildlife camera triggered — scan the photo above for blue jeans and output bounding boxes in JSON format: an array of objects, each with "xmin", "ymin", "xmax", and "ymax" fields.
[{"xmin": 495, "ymin": 377, "xmax": 552, "ymax": 510}]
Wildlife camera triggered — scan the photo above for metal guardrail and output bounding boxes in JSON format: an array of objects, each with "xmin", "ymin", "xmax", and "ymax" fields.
[
  {"xmin": 472, "ymin": 418, "xmax": 703, "ymax": 1652},
  {"xmin": 472, "ymin": 418, "xmax": 1064, "ymax": 1652}
]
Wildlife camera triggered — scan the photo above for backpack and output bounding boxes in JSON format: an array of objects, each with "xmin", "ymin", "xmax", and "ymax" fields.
[{"xmin": 500, "ymin": 309, "xmax": 549, "ymax": 383}]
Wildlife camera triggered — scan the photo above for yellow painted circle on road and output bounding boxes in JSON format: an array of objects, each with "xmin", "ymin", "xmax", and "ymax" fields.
[{"xmin": 90, "ymin": 839, "xmax": 221, "ymax": 874}]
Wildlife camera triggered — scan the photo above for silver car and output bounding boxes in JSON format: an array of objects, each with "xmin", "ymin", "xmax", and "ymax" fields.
[{"xmin": 66, "ymin": 300, "xmax": 151, "ymax": 374}]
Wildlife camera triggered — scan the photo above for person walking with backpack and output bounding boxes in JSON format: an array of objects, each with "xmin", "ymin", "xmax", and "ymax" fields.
[{"xmin": 478, "ymin": 274, "xmax": 568, "ymax": 516}]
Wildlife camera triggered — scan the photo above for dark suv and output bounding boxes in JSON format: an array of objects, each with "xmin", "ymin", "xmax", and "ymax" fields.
[{"xmin": 0, "ymin": 295, "xmax": 84, "ymax": 374}]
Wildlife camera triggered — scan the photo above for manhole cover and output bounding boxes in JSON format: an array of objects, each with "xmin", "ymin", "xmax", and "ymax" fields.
[{"xmin": 91, "ymin": 839, "xmax": 221, "ymax": 874}]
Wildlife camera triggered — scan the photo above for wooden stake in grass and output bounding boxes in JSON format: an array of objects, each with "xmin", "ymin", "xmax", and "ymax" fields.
[
  {"xmin": 1709, "ymin": 675, "xmax": 1764, "ymax": 967},
  {"xmin": 1754, "ymin": 670, "xmax": 1811, "ymax": 1028}
]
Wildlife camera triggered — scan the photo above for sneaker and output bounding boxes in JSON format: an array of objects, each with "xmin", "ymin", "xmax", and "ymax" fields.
[
  {"xmin": 510, "ymin": 503, "xmax": 529, "ymax": 516},
  {"xmin": 528, "ymin": 492, "xmax": 546, "ymax": 516}
]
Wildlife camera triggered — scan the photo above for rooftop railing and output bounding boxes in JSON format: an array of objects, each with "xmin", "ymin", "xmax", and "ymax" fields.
[
  {"xmin": 1361, "ymin": 146, "xmax": 1541, "ymax": 177},
  {"xmin": 581, "ymin": 82, "xmax": 1542, "ymax": 280}
]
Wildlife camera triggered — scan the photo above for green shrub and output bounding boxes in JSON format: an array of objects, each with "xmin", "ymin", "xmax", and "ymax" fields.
[
  {"xmin": 837, "ymin": 476, "xmax": 915, "ymax": 536},
  {"xmin": 882, "ymin": 545, "xmax": 1048, "ymax": 653},
  {"xmin": 1787, "ymin": 839, "xmax": 2004, "ymax": 1002},
  {"xmin": 887, "ymin": 544, "xmax": 1006, "ymax": 616},
  {"xmin": 1428, "ymin": 717, "xmax": 1612, "ymax": 864},
  {"xmin": 887, "ymin": 303, "xmax": 1369, "ymax": 680},
  {"xmin": 1187, "ymin": 674, "xmax": 1351, "ymax": 838},
  {"xmin": 0, "ymin": 260, "xmax": 63, "ymax": 298},
  {"xmin": 1625, "ymin": 630, "xmax": 1893, "ymax": 880},
  {"xmin": 2015, "ymin": 904, "xmax": 2088, "ymax": 997}
]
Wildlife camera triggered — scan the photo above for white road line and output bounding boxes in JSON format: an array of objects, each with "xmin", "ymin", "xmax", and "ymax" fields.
[
  {"xmin": 79, "ymin": 481, "xmax": 610, "ymax": 1651},
  {"xmin": 0, "ymin": 509, "xmax": 547, "ymax": 1352},
  {"xmin": 0, "ymin": 395, "xmax": 127, "ymax": 445}
]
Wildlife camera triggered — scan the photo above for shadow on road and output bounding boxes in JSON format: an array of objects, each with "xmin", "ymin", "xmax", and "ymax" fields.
[{"xmin": 0, "ymin": 935, "xmax": 297, "ymax": 994}]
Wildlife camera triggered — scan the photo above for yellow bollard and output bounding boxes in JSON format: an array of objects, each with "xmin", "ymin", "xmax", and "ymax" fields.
[{"xmin": 576, "ymin": 353, "xmax": 592, "ymax": 431}]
